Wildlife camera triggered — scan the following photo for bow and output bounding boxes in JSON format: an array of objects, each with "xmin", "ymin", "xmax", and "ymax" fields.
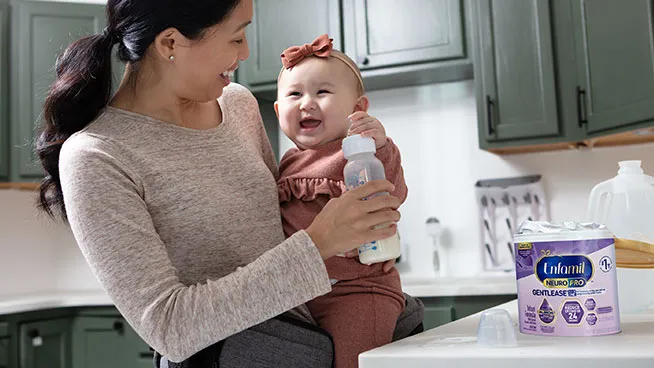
[{"xmin": 280, "ymin": 34, "xmax": 333, "ymax": 69}]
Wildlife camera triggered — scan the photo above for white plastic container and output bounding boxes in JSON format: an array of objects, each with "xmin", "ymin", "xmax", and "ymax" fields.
[
  {"xmin": 588, "ymin": 160, "xmax": 654, "ymax": 313},
  {"xmin": 342, "ymin": 134, "xmax": 401, "ymax": 265}
]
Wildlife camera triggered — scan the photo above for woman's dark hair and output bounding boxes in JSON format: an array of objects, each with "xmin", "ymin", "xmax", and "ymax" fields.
[{"xmin": 36, "ymin": 0, "xmax": 241, "ymax": 220}]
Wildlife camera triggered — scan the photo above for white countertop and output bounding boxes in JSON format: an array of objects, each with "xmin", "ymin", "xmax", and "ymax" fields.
[
  {"xmin": 0, "ymin": 290, "xmax": 113, "ymax": 315},
  {"xmin": 359, "ymin": 299, "xmax": 654, "ymax": 368},
  {"xmin": 400, "ymin": 273, "xmax": 517, "ymax": 297}
]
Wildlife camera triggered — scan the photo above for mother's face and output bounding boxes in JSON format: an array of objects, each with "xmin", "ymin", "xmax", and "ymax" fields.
[{"xmin": 155, "ymin": 0, "xmax": 253, "ymax": 102}]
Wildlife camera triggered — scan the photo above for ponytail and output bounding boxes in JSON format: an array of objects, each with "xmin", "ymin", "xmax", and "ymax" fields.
[{"xmin": 36, "ymin": 31, "xmax": 115, "ymax": 220}]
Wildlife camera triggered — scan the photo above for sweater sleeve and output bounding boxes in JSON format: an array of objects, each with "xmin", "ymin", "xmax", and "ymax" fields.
[
  {"xmin": 59, "ymin": 134, "xmax": 332, "ymax": 363},
  {"xmin": 254, "ymin": 101, "xmax": 280, "ymax": 181},
  {"xmin": 375, "ymin": 138, "xmax": 408, "ymax": 204}
]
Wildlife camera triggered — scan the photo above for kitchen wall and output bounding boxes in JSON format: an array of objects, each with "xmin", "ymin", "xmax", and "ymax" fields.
[
  {"xmin": 278, "ymin": 80, "xmax": 654, "ymax": 279},
  {"xmin": 2, "ymin": 80, "xmax": 654, "ymax": 297},
  {"xmin": 0, "ymin": 190, "xmax": 99, "ymax": 298}
]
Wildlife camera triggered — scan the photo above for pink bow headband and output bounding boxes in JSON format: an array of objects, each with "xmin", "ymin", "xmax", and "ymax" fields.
[{"xmin": 279, "ymin": 34, "xmax": 365, "ymax": 94}]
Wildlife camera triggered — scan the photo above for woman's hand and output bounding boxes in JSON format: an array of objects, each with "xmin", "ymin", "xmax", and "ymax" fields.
[{"xmin": 306, "ymin": 180, "xmax": 401, "ymax": 260}]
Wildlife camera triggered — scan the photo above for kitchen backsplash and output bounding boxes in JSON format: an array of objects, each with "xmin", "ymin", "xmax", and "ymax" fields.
[
  {"xmin": 0, "ymin": 190, "xmax": 100, "ymax": 297},
  {"xmin": 2, "ymin": 80, "xmax": 654, "ymax": 297}
]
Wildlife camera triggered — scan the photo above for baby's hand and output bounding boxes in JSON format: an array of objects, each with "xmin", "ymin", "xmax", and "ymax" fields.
[{"xmin": 348, "ymin": 112, "xmax": 387, "ymax": 149}]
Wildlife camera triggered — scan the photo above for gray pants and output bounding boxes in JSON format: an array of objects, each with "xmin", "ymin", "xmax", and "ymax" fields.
[{"xmin": 157, "ymin": 293, "xmax": 424, "ymax": 368}]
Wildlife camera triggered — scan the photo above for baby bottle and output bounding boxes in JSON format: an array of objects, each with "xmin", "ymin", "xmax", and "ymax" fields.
[{"xmin": 342, "ymin": 134, "xmax": 401, "ymax": 265}]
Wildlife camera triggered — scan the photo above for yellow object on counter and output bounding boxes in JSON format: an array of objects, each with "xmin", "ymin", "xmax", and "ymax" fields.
[{"xmin": 615, "ymin": 237, "xmax": 654, "ymax": 269}]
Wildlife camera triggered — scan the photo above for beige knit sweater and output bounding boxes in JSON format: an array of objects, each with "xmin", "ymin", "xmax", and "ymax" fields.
[{"xmin": 59, "ymin": 83, "xmax": 332, "ymax": 362}]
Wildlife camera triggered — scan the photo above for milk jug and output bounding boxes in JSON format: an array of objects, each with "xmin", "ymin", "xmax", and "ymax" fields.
[{"xmin": 588, "ymin": 160, "xmax": 654, "ymax": 313}]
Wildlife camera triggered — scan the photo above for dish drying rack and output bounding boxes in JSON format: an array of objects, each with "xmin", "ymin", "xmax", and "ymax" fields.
[{"xmin": 475, "ymin": 175, "xmax": 550, "ymax": 273}]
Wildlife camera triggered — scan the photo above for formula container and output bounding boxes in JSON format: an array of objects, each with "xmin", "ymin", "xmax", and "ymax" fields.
[{"xmin": 514, "ymin": 221, "xmax": 621, "ymax": 337}]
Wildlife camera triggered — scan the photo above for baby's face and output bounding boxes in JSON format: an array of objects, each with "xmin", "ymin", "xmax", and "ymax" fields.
[{"xmin": 275, "ymin": 57, "xmax": 363, "ymax": 150}]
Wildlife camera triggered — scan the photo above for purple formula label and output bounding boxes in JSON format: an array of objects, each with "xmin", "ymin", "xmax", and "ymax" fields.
[
  {"xmin": 538, "ymin": 299, "xmax": 555, "ymax": 324},
  {"xmin": 514, "ymin": 224, "xmax": 621, "ymax": 337}
]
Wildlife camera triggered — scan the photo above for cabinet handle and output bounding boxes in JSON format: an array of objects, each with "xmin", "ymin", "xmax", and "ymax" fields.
[
  {"xmin": 576, "ymin": 86, "xmax": 587, "ymax": 127},
  {"xmin": 486, "ymin": 95, "xmax": 495, "ymax": 136},
  {"xmin": 358, "ymin": 56, "xmax": 369, "ymax": 66},
  {"xmin": 27, "ymin": 329, "xmax": 39, "ymax": 339},
  {"xmin": 113, "ymin": 321, "xmax": 124, "ymax": 334},
  {"xmin": 139, "ymin": 352, "xmax": 155, "ymax": 359},
  {"xmin": 28, "ymin": 329, "xmax": 42, "ymax": 347}
]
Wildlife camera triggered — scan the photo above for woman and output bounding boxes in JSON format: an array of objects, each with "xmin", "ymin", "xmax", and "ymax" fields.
[{"xmin": 36, "ymin": 0, "xmax": 411, "ymax": 365}]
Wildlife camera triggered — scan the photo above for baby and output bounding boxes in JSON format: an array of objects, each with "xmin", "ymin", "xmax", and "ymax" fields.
[{"xmin": 275, "ymin": 34, "xmax": 408, "ymax": 367}]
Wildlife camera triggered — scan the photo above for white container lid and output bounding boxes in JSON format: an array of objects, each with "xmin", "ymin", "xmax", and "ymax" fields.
[
  {"xmin": 342, "ymin": 134, "xmax": 375, "ymax": 159},
  {"xmin": 513, "ymin": 221, "xmax": 614, "ymax": 243}
]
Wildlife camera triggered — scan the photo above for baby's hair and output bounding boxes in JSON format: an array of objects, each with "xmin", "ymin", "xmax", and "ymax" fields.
[
  {"xmin": 278, "ymin": 49, "xmax": 366, "ymax": 97},
  {"xmin": 330, "ymin": 50, "xmax": 365, "ymax": 97}
]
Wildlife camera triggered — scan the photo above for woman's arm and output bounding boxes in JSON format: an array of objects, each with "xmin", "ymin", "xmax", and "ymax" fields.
[{"xmin": 59, "ymin": 134, "xmax": 331, "ymax": 363}]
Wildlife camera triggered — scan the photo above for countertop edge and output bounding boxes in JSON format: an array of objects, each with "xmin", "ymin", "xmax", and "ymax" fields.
[
  {"xmin": 400, "ymin": 275, "xmax": 518, "ymax": 298},
  {"xmin": 1, "ymin": 274, "xmax": 520, "ymax": 315},
  {"xmin": 0, "ymin": 291, "xmax": 113, "ymax": 315}
]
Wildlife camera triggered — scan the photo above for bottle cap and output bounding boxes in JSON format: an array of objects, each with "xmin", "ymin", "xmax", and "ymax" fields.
[
  {"xmin": 342, "ymin": 134, "xmax": 376, "ymax": 159},
  {"xmin": 618, "ymin": 160, "xmax": 644, "ymax": 175}
]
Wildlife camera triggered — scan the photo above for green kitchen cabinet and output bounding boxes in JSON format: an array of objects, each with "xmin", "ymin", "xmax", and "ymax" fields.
[
  {"xmin": 342, "ymin": 0, "xmax": 472, "ymax": 91},
  {"xmin": 569, "ymin": 0, "xmax": 654, "ymax": 135},
  {"xmin": 0, "ymin": 322, "xmax": 9, "ymax": 368},
  {"xmin": 342, "ymin": 0, "xmax": 466, "ymax": 70},
  {"xmin": 450, "ymin": 294, "xmax": 516, "ymax": 320},
  {"xmin": 420, "ymin": 294, "xmax": 516, "ymax": 331},
  {"xmin": 0, "ymin": 0, "xmax": 8, "ymax": 180},
  {"xmin": 0, "ymin": 307, "xmax": 155, "ymax": 368},
  {"xmin": 473, "ymin": 0, "xmax": 560, "ymax": 144},
  {"xmin": 239, "ymin": 0, "xmax": 472, "ymax": 98},
  {"xmin": 71, "ymin": 317, "xmax": 131, "ymax": 368},
  {"xmin": 422, "ymin": 304, "xmax": 455, "ymax": 331},
  {"xmin": 473, "ymin": 0, "xmax": 654, "ymax": 153},
  {"xmin": 73, "ymin": 308, "xmax": 154, "ymax": 368},
  {"xmin": 123, "ymin": 322, "xmax": 155, "ymax": 368},
  {"xmin": 238, "ymin": 0, "xmax": 342, "ymax": 90},
  {"xmin": 19, "ymin": 318, "xmax": 71, "ymax": 368},
  {"xmin": 7, "ymin": 0, "xmax": 126, "ymax": 182}
]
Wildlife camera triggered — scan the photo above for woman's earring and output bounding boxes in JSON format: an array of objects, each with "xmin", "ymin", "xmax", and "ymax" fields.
[{"xmin": 169, "ymin": 55, "xmax": 175, "ymax": 62}]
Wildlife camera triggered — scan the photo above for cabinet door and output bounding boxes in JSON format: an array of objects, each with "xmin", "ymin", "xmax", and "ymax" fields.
[
  {"xmin": 474, "ymin": 0, "xmax": 559, "ymax": 142},
  {"xmin": 19, "ymin": 318, "xmax": 71, "ymax": 368},
  {"xmin": 571, "ymin": 0, "xmax": 654, "ymax": 134},
  {"xmin": 452, "ymin": 294, "xmax": 516, "ymax": 320},
  {"xmin": 123, "ymin": 322, "xmax": 154, "ymax": 368},
  {"xmin": 71, "ymin": 317, "xmax": 130, "ymax": 368},
  {"xmin": 343, "ymin": 0, "xmax": 465, "ymax": 70},
  {"xmin": 422, "ymin": 305, "xmax": 454, "ymax": 331},
  {"xmin": 0, "ymin": 322, "xmax": 9, "ymax": 368},
  {"xmin": 238, "ymin": 0, "xmax": 341, "ymax": 87},
  {"xmin": 0, "ymin": 0, "xmax": 8, "ymax": 180},
  {"xmin": 11, "ymin": 0, "xmax": 106, "ymax": 180}
]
